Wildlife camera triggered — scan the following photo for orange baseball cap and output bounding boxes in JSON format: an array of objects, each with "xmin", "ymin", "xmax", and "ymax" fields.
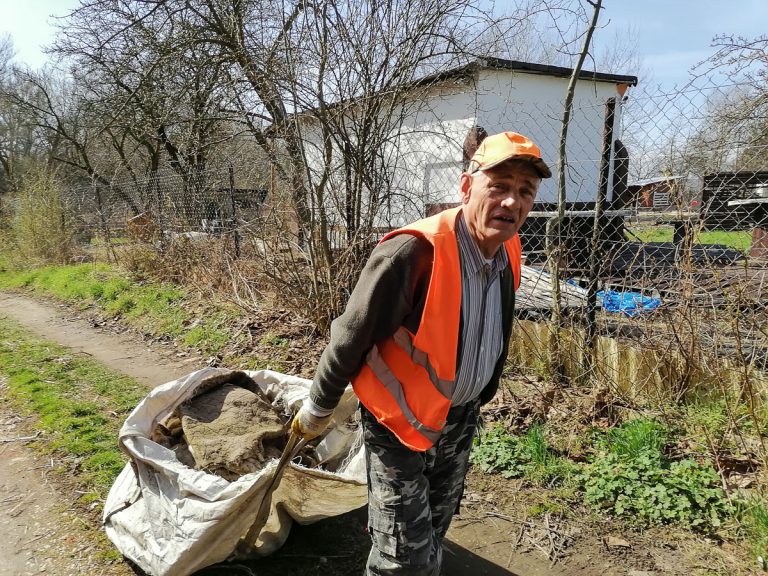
[{"xmin": 468, "ymin": 131, "xmax": 552, "ymax": 178}]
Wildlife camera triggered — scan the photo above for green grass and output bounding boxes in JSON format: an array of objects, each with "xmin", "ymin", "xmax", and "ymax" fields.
[
  {"xmin": 470, "ymin": 424, "xmax": 577, "ymax": 486},
  {"xmin": 0, "ymin": 261, "xmax": 231, "ymax": 355},
  {"xmin": 603, "ymin": 418, "xmax": 669, "ymax": 460},
  {"xmin": 740, "ymin": 497, "xmax": 768, "ymax": 562},
  {"xmin": 627, "ymin": 225, "xmax": 752, "ymax": 252},
  {"xmin": 698, "ymin": 230, "xmax": 752, "ymax": 252},
  {"xmin": 182, "ymin": 321, "xmax": 230, "ymax": 351},
  {"xmin": 0, "ymin": 315, "xmax": 146, "ymax": 497},
  {"xmin": 628, "ymin": 225, "xmax": 675, "ymax": 243}
]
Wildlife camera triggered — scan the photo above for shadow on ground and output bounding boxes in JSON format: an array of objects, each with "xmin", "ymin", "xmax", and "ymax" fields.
[{"xmin": 188, "ymin": 507, "xmax": 520, "ymax": 576}]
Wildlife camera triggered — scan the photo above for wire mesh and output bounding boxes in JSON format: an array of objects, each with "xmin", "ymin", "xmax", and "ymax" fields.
[{"xmin": 58, "ymin": 75, "xmax": 768, "ymax": 402}]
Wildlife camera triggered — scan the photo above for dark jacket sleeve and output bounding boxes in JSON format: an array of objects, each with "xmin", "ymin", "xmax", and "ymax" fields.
[{"xmin": 309, "ymin": 234, "xmax": 433, "ymax": 411}]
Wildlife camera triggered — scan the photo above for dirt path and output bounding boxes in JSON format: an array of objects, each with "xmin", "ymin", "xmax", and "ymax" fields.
[
  {"xmin": 0, "ymin": 293, "xmax": 200, "ymax": 575},
  {"xmin": 0, "ymin": 291, "xmax": 607, "ymax": 576},
  {"xmin": 0, "ymin": 293, "xmax": 199, "ymax": 386}
]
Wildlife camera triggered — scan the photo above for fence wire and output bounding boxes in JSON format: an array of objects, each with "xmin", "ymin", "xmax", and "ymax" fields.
[{"xmin": 59, "ymin": 76, "xmax": 768, "ymax": 404}]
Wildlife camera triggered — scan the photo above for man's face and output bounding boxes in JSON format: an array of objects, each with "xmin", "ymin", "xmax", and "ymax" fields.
[{"xmin": 460, "ymin": 159, "xmax": 540, "ymax": 258}]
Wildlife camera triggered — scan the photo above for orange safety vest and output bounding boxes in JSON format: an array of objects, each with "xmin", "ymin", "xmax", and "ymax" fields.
[{"xmin": 352, "ymin": 206, "xmax": 521, "ymax": 451}]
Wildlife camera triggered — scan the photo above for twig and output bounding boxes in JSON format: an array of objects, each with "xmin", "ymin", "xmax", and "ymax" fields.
[
  {"xmin": 484, "ymin": 511, "xmax": 528, "ymax": 525},
  {"xmin": 514, "ymin": 521, "xmax": 527, "ymax": 550},
  {"xmin": 531, "ymin": 539, "xmax": 551, "ymax": 559},
  {"xmin": 0, "ymin": 431, "xmax": 41, "ymax": 443},
  {"xmin": 507, "ymin": 520, "xmax": 527, "ymax": 568},
  {"xmin": 22, "ymin": 531, "xmax": 52, "ymax": 545},
  {"xmin": 9, "ymin": 501, "xmax": 25, "ymax": 517},
  {"xmin": 545, "ymin": 515, "xmax": 555, "ymax": 560}
]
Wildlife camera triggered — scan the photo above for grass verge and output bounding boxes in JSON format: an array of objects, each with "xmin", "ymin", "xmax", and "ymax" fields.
[
  {"xmin": 0, "ymin": 315, "xmax": 146, "ymax": 498},
  {"xmin": 0, "ymin": 261, "xmax": 233, "ymax": 356}
]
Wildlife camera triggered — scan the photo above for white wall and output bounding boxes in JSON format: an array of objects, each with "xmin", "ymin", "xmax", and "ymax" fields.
[
  {"xmin": 378, "ymin": 69, "xmax": 626, "ymax": 220},
  {"xmin": 298, "ymin": 68, "xmax": 627, "ymax": 231},
  {"xmin": 475, "ymin": 70, "xmax": 623, "ymax": 204}
]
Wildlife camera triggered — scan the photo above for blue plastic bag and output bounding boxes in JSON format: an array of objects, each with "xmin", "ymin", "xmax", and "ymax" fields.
[{"xmin": 597, "ymin": 289, "xmax": 661, "ymax": 317}]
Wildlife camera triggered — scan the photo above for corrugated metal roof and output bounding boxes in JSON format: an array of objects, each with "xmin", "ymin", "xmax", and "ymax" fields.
[
  {"xmin": 628, "ymin": 175, "xmax": 684, "ymax": 187},
  {"xmin": 516, "ymin": 265, "xmax": 589, "ymax": 310}
]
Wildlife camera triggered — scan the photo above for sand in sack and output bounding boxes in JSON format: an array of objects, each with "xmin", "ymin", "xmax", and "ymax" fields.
[{"xmin": 177, "ymin": 372, "xmax": 288, "ymax": 480}]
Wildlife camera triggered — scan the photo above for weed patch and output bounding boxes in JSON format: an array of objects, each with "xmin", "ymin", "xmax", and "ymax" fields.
[
  {"xmin": 581, "ymin": 419, "xmax": 731, "ymax": 530},
  {"xmin": 471, "ymin": 424, "xmax": 577, "ymax": 486},
  {"xmin": 739, "ymin": 496, "xmax": 768, "ymax": 562}
]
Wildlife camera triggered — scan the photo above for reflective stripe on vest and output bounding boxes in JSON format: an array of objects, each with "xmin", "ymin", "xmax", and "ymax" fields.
[
  {"xmin": 352, "ymin": 206, "xmax": 521, "ymax": 451},
  {"xmin": 365, "ymin": 341, "xmax": 443, "ymax": 445},
  {"xmin": 391, "ymin": 327, "xmax": 455, "ymax": 399}
]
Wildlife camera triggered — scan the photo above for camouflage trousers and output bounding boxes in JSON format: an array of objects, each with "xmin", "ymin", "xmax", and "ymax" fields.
[{"xmin": 361, "ymin": 399, "xmax": 481, "ymax": 576}]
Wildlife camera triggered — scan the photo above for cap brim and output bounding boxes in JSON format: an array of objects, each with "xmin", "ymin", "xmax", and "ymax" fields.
[{"xmin": 474, "ymin": 154, "xmax": 552, "ymax": 179}]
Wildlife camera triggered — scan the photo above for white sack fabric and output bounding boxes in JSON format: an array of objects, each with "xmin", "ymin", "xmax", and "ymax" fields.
[{"xmin": 103, "ymin": 367, "xmax": 367, "ymax": 576}]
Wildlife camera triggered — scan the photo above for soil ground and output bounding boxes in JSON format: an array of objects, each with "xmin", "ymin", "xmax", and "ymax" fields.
[{"xmin": 0, "ymin": 291, "xmax": 752, "ymax": 575}]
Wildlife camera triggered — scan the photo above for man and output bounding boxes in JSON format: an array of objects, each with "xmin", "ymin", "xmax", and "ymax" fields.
[{"xmin": 292, "ymin": 131, "xmax": 551, "ymax": 575}]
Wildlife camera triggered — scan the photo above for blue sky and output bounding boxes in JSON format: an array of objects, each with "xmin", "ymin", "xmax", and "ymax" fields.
[
  {"xmin": 2, "ymin": 0, "xmax": 767, "ymax": 88},
  {"xmin": 600, "ymin": 0, "xmax": 768, "ymax": 86}
]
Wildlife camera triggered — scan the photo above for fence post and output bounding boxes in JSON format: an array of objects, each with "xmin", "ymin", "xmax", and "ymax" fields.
[
  {"xmin": 585, "ymin": 97, "xmax": 616, "ymax": 381},
  {"xmin": 93, "ymin": 180, "xmax": 117, "ymax": 263},
  {"xmin": 229, "ymin": 164, "xmax": 240, "ymax": 259},
  {"xmin": 153, "ymin": 171, "xmax": 166, "ymax": 253}
]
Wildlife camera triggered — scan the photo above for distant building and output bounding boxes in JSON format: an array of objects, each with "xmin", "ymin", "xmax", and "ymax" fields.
[
  {"xmin": 628, "ymin": 175, "xmax": 700, "ymax": 211},
  {"xmin": 701, "ymin": 171, "xmax": 768, "ymax": 231}
]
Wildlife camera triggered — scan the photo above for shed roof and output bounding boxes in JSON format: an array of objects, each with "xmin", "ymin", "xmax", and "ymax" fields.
[
  {"xmin": 628, "ymin": 175, "xmax": 685, "ymax": 187},
  {"xmin": 414, "ymin": 57, "xmax": 638, "ymax": 88}
]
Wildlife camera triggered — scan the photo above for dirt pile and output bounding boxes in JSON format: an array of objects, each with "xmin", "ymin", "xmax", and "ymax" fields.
[{"xmin": 151, "ymin": 371, "xmax": 301, "ymax": 480}]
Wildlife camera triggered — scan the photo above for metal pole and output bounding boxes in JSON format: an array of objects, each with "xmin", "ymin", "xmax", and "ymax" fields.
[
  {"xmin": 586, "ymin": 97, "xmax": 616, "ymax": 377},
  {"xmin": 229, "ymin": 164, "xmax": 240, "ymax": 258}
]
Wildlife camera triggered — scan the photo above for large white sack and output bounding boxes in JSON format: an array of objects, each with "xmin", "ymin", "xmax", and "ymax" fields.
[{"xmin": 103, "ymin": 367, "xmax": 367, "ymax": 576}]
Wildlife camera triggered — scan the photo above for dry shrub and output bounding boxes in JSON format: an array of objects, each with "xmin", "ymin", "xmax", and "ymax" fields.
[
  {"xmin": 0, "ymin": 194, "xmax": 16, "ymax": 257},
  {"xmin": 121, "ymin": 233, "xmax": 242, "ymax": 292},
  {"xmin": 11, "ymin": 169, "xmax": 76, "ymax": 265}
]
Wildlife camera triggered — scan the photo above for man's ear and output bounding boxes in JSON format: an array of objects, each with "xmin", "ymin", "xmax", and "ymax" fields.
[{"xmin": 459, "ymin": 172, "xmax": 472, "ymax": 204}]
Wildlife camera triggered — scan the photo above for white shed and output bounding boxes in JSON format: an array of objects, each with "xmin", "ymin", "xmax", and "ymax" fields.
[{"xmin": 298, "ymin": 57, "xmax": 637, "ymax": 232}]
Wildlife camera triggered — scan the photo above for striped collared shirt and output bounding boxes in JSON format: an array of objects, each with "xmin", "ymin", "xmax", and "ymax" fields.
[{"xmin": 451, "ymin": 212, "xmax": 508, "ymax": 406}]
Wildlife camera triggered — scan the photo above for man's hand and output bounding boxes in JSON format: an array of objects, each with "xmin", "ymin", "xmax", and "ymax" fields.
[{"xmin": 291, "ymin": 404, "xmax": 333, "ymax": 441}]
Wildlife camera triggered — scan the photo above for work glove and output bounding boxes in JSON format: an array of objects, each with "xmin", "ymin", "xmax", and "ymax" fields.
[{"xmin": 291, "ymin": 403, "xmax": 333, "ymax": 441}]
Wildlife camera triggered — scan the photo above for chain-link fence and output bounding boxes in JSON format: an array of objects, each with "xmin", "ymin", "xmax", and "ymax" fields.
[
  {"xmin": 64, "ymin": 165, "xmax": 269, "ymax": 252},
  {"xmin": 510, "ymin": 77, "xmax": 768, "ymax": 404},
  {"xmin": 59, "ymin": 73, "xmax": 768, "ymax": 404}
]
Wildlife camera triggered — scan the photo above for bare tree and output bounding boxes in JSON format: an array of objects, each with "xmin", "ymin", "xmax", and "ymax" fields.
[
  {"xmin": 0, "ymin": 35, "xmax": 40, "ymax": 194},
  {"xmin": 545, "ymin": 0, "xmax": 602, "ymax": 381},
  {"xmin": 110, "ymin": 0, "xmax": 511, "ymax": 327},
  {"xmin": 678, "ymin": 35, "xmax": 768, "ymax": 174},
  {"xmin": 50, "ymin": 1, "xmax": 242, "ymax": 220}
]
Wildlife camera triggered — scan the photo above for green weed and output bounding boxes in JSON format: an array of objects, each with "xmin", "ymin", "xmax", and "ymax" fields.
[
  {"xmin": 581, "ymin": 421, "xmax": 730, "ymax": 530},
  {"xmin": 471, "ymin": 424, "xmax": 577, "ymax": 486},
  {"xmin": 604, "ymin": 418, "xmax": 669, "ymax": 460},
  {"xmin": 471, "ymin": 425, "xmax": 528, "ymax": 478},
  {"xmin": 739, "ymin": 497, "xmax": 768, "ymax": 562},
  {"xmin": 527, "ymin": 500, "xmax": 566, "ymax": 517}
]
